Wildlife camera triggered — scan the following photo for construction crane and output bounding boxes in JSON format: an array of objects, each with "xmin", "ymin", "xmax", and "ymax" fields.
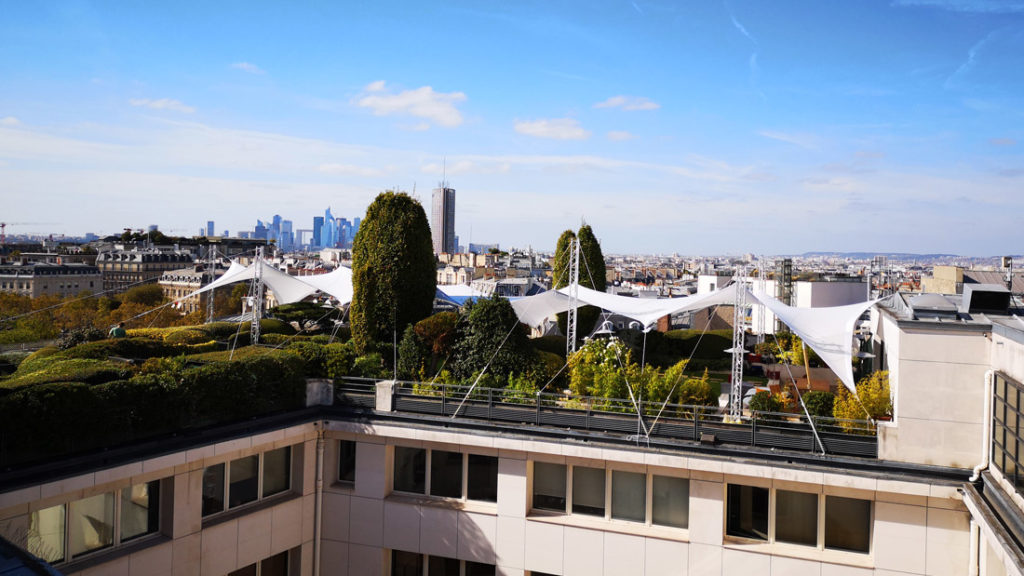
[{"xmin": 0, "ymin": 222, "xmax": 56, "ymax": 244}]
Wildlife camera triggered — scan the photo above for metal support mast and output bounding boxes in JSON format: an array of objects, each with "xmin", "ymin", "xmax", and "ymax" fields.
[
  {"xmin": 728, "ymin": 271, "xmax": 748, "ymax": 420},
  {"xmin": 756, "ymin": 259, "xmax": 769, "ymax": 344},
  {"xmin": 566, "ymin": 238, "xmax": 580, "ymax": 357},
  {"xmin": 250, "ymin": 247, "xmax": 264, "ymax": 345},
  {"xmin": 206, "ymin": 245, "xmax": 217, "ymax": 324}
]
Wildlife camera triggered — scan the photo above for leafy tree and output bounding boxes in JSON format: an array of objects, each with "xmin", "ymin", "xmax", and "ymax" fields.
[
  {"xmin": 451, "ymin": 295, "xmax": 539, "ymax": 384},
  {"xmin": 351, "ymin": 191, "xmax": 436, "ymax": 354},
  {"xmin": 120, "ymin": 284, "xmax": 166, "ymax": 307},
  {"xmin": 834, "ymin": 370, "xmax": 892, "ymax": 430},
  {"xmin": 397, "ymin": 325, "xmax": 426, "ymax": 380},
  {"xmin": 802, "ymin": 390, "xmax": 835, "ymax": 418},
  {"xmin": 749, "ymin": 390, "xmax": 783, "ymax": 415},
  {"xmin": 553, "ymin": 224, "xmax": 608, "ymax": 340}
]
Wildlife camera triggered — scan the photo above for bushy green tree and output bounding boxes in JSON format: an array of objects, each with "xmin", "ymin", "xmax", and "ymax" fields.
[
  {"xmin": 802, "ymin": 390, "xmax": 835, "ymax": 418},
  {"xmin": 553, "ymin": 224, "xmax": 608, "ymax": 341},
  {"xmin": 350, "ymin": 191, "xmax": 436, "ymax": 354},
  {"xmin": 451, "ymin": 295, "xmax": 539, "ymax": 384},
  {"xmin": 834, "ymin": 370, "xmax": 891, "ymax": 431}
]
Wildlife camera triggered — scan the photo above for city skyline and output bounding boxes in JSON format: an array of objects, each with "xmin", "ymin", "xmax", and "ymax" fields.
[{"xmin": 1, "ymin": 1, "xmax": 1024, "ymax": 255}]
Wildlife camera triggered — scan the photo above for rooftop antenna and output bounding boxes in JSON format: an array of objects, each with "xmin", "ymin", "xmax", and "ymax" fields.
[{"xmin": 442, "ymin": 156, "xmax": 447, "ymax": 188}]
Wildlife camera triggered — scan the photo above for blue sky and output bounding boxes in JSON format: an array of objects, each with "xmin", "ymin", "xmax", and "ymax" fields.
[{"xmin": 1, "ymin": 0, "xmax": 1023, "ymax": 255}]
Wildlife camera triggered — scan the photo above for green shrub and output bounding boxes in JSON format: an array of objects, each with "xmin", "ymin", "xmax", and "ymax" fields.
[
  {"xmin": 749, "ymin": 390, "xmax": 783, "ymax": 415},
  {"xmin": 205, "ymin": 321, "xmax": 246, "ymax": 339},
  {"xmin": 60, "ymin": 337, "xmax": 178, "ymax": 360},
  {"xmin": 353, "ymin": 353, "xmax": 387, "ymax": 378},
  {"xmin": 1, "ymin": 358, "xmax": 135, "ymax": 390},
  {"xmin": 532, "ymin": 335, "xmax": 567, "ymax": 358},
  {"xmin": 259, "ymin": 333, "xmax": 294, "ymax": 345},
  {"xmin": 326, "ymin": 343, "xmax": 357, "ymax": 379},
  {"xmin": 802, "ymin": 390, "xmax": 835, "ymax": 418},
  {"xmin": 164, "ymin": 328, "xmax": 213, "ymax": 345},
  {"xmin": 57, "ymin": 327, "xmax": 105, "ymax": 350},
  {"xmin": 12, "ymin": 346, "xmax": 59, "ymax": 374}
]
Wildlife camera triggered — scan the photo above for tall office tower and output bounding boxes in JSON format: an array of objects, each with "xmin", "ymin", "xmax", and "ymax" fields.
[
  {"xmin": 206, "ymin": 221, "xmax": 215, "ymax": 237},
  {"xmin": 322, "ymin": 208, "xmax": 336, "ymax": 248},
  {"xmin": 431, "ymin": 185, "xmax": 456, "ymax": 255},
  {"xmin": 280, "ymin": 220, "xmax": 293, "ymax": 251},
  {"xmin": 312, "ymin": 217, "xmax": 324, "ymax": 248},
  {"xmin": 338, "ymin": 218, "xmax": 352, "ymax": 249},
  {"xmin": 254, "ymin": 221, "xmax": 268, "ymax": 240}
]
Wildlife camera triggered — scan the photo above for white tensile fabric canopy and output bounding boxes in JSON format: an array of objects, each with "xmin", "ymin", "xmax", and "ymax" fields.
[
  {"xmin": 510, "ymin": 281, "xmax": 875, "ymax": 394},
  {"xmin": 175, "ymin": 259, "xmax": 354, "ymax": 307},
  {"xmin": 750, "ymin": 290, "xmax": 877, "ymax": 394},
  {"xmin": 298, "ymin": 265, "xmax": 354, "ymax": 305},
  {"xmin": 510, "ymin": 282, "xmax": 738, "ymax": 330}
]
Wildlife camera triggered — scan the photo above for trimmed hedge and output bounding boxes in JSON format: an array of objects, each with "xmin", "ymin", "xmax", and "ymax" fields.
[
  {"xmin": 1, "ymin": 358, "xmax": 135, "ymax": 390},
  {"xmin": 0, "ymin": 351, "xmax": 308, "ymax": 467},
  {"xmin": 164, "ymin": 328, "xmax": 213, "ymax": 345}
]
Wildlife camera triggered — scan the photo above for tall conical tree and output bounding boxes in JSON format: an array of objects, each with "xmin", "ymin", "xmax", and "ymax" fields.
[
  {"xmin": 351, "ymin": 191, "xmax": 437, "ymax": 355},
  {"xmin": 552, "ymin": 224, "xmax": 607, "ymax": 340}
]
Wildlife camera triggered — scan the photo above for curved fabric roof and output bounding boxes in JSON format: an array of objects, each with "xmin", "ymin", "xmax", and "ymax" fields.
[{"xmin": 174, "ymin": 259, "xmax": 353, "ymax": 307}]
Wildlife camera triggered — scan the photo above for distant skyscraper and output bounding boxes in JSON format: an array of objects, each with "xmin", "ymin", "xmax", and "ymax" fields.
[
  {"xmin": 280, "ymin": 220, "xmax": 293, "ymax": 251},
  {"xmin": 206, "ymin": 221, "xmax": 215, "ymax": 237},
  {"xmin": 431, "ymin": 185, "xmax": 456, "ymax": 254},
  {"xmin": 313, "ymin": 217, "xmax": 324, "ymax": 248}
]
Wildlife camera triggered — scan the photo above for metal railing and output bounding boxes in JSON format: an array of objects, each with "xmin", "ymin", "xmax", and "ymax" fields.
[{"xmin": 334, "ymin": 378, "xmax": 878, "ymax": 458}]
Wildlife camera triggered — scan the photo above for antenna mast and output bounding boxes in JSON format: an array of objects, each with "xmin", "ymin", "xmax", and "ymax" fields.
[
  {"xmin": 206, "ymin": 244, "xmax": 217, "ymax": 323},
  {"xmin": 250, "ymin": 246, "xmax": 264, "ymax": 345},
  {"xmin": 728, "ymin": 267, "xmax": 748, "ymax": 421}
]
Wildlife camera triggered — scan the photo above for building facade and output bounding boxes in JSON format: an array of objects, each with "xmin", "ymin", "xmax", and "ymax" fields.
[
  {"xmin": 431, "ymin": 186, "xmax": 456, "ymax": 256},
  {"xmin": 95, "ymin": 250, "xmax": 194, "ymax": 293},
  {"xmin": 0, "ymin": 263, "xmax": 102, "ymax": 298}
]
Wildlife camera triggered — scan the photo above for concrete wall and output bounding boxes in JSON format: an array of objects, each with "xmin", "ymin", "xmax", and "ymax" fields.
[{"xmin": 321, "ymin": 421, "xmax": 970, "ymax": 576}]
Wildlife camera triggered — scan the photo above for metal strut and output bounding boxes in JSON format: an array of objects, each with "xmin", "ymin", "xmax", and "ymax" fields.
[
  {"xmin": 566, "ymin": 238, "xmax": 580, "ymax": 357},
  {"xmin": 728, "ymin": 272, "xmax": 748, "ymax": 420},
  {"xmin": 250, "ymin": 247, "xmax": 264, "ymax": 345},
  {"xmin": 206, "ymin": 245, "xmax": 217, "ymax": 323}
]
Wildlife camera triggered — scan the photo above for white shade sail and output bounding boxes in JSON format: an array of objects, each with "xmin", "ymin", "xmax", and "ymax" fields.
[
  {"xmin": 299, "ymin": 266, "xmax": 354, "ymax": 305},
  {"xmin": 511, "ymin": 282, "xmax": 737, "ymax": 330},
  {"xmin": 750, "ymin": 290, "xmax": 877, "ymax": 394}
]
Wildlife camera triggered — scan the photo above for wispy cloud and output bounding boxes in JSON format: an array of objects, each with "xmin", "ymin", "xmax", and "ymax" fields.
[
  {"xmin": 631, "ymin": 1, "xmax": 645, "ymax": 16},
  {"xmin": 990, "ymin": 137, "xmax": 1017, "ymax": 147},
  {"xmin": 231, "ymin": 62, "xmax": 266, "ymax": 74},
  {"xmin": 730, "ymin": 13, "xmax": 757, "ymax": 45},
  {"xmin": 354, "ymin": 81, "xmax": 467, "ymax": 128},
  {"xmin": 892, "ymin": 0, "xmax": 1024, "ymax": 13},
  {"xmin": 593, "ymin": 95, "xmax": 660, "ymax": 111},
  {"xmin": 317, "ymin": 163, "xmax": 383, "ymax": 177},
  {"xmin": 758, "ymin": 130, "xmax": 819, "ymax": 149},
  {"xmin": 0, "ymin": 116, "xmax": 19, "ymax": 126},
  {"xmin": 945, "ymin": 29, "xmax": 999, "ymax": 89},
  {"xmin": 129, "ymin": 98, "xmax": 195, "ymax": 114},
  {"xmin": 607, "ymin": 130, "xmax": 635, "ymax": 141},
  {"xmin": 514, "ymin": 118, "xmax": 591, "ymax": 140}
]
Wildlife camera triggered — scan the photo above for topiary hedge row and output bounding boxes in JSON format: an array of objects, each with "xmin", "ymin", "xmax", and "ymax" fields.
[{"xmin": 0, "ymin": 352, "xmax": 308, "ymax": 467}]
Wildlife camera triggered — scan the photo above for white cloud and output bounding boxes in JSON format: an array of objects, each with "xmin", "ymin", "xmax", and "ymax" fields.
[
  {"xmin": 593, "ymin": 95, "xmax": 660, "ymax": 111},
  {"xmin": 354, "ymin": 81, "xmax": 466, "ymax": 128},
  {"xmin": 317, "ymin": 163, "xmax": 383, "ymax": 177},
  {"xmin": 607, "ymin": 130, "xmax": 635, "ymax": 141},
  {"xmin": 758, "ymin": 130, "xmax": 819, "ymax": 149},
  {"xmin": 0, "ymin": 116, "xmax": 19, "ymax": 126},
  {"xmin": 231, "ymin": 62, "xmax": 266, "ymax": 74},
  {"xmin": 129, "ymin": 98, "xmax": 195, "ymax": 114},
  {"xmin": 514, "ymin": 118, "xmax": 591, "ymax": 140}
]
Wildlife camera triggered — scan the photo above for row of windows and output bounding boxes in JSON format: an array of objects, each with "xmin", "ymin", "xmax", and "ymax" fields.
[
  {"xmin": 532, "ymin": 462, "xmax": 689, "ymax": 529},
  {"xmin": 992, "ymin": 373, "xmax": 1024, "ymax": 493},
  {"xmin": 391, "ymin": 550, "xmax": 495, "ymax": 576},
  {"xmin": 202, "ymin": 446, "xmax": 292, "ymax": 517},
  {"xmin": 393, "ymin": 446, "xmax": 498, "ymax": 503},
  {"xmin": 27, "ymin": 480, "xmax": 161, "ymax": 564},
  {"xmin": 228, "ymin": 549, "xmax": 291, "ymax": 576},
  {"xmin": 726, "ymin": 484, "xmax": 871, "ymax": 553}
]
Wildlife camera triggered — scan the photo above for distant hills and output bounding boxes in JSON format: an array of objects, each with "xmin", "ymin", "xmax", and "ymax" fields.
[{"xmin": 799, "ymin": 252, "xmax": 962, "ymax": 260}]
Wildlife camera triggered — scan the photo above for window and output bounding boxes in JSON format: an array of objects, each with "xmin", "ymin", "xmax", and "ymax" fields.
[
  {"xmin": 726, "ymin": 485, "xmax": 769, "ymax": 540},
  {"xmin": 394, "ymin": 447, "xmax": 427, "ymax": 494},
  {"xmin": 467, "ymin": 455, "xmax": 498, "ymax": 502},
  {"xmin": 26, "ymin": 480, "xmax": 163, "ymax": 565},
  {"xmin": 431, "ymin": 451, "xmax": 463, "ymax": 498},
  {"xmin": 532, "ymin": 462, "xmax": 567, "ymax": 512},
  {"xmin": 229, "ymin": 550, "xmax": 291, "ymax": 576},
  {"xmin": 392, "ymin": 447, "xmax": 497, "ymax": 503},
  {"xmin": 775, "ymin": 490, "xmax": 817, "ymax": 546},
  {"xmin": 611, "ymin": 470, "xmax": 645, "ymax": 522},
  {"xmin": 652, "ymin": 475, "xmax": 689, "ymax": 528},
  {"xmin": 530, "ymin": 463, "xmax": 689, "ymax": 529},
  {"xmin": 725, "ymin": 484, "xmax": 872, "ymax": 553},
  {"xmin": 202, "ymin": 446, "xmax": 293, "ymax": 518},
  {"xmin": 993, "ymin": 373, "xmax": 1024, "ymax": 493},
  {"xmin": 825, "ymin": 496, "xmax": 871, "ymax": 553},
  {"xmin": 572, "ymin": 467, "xmax": 605, "ymax": 516},
  {"xmin": 391, "ymin": 550, "xmax": 494, "ymax": 576},
  {"xmin": 338, "ymin": 440, "xmax": 356, "ymax": 484}
]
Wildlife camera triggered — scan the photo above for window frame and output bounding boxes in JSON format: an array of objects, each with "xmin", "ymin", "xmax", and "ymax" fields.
[
  {"xmin": 529, "ymin": 461, "xmax": 691, "ymax": 530},
  {"xmin": 27, "ymin": 478, "xmax": 164, "ymax": 565},
  {"xmin": 723, "ymin": 483, "xmax": 873, "ymax": 555},
  {"xmin": 391, "ymin": 446, "xmax": 498, "ymax": 504},
  {"xmin": 202, "ymin": 446, "xmax": 293, "ymax": 519}
]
